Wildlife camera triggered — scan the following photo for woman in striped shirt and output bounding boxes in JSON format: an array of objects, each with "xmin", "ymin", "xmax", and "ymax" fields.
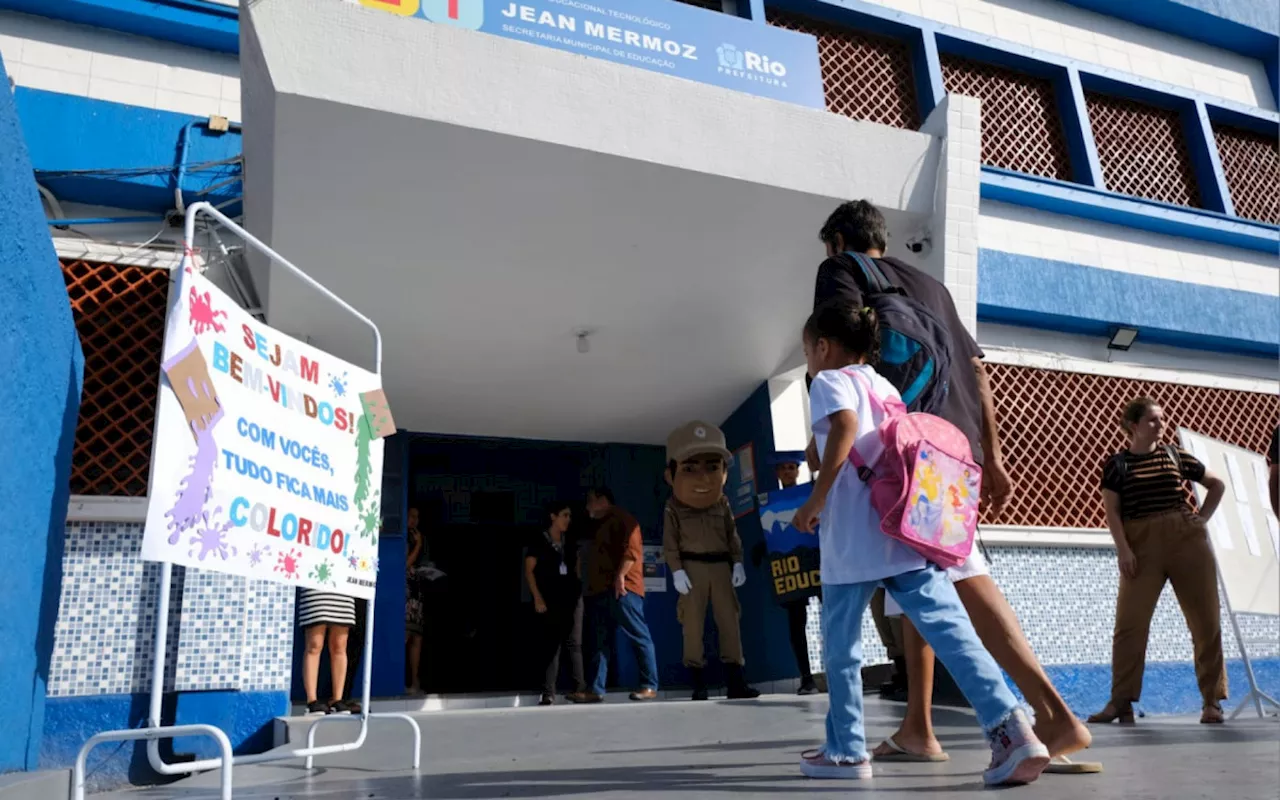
[{"xmin": 1089, "ymin": 397, "xmax": 1227, "ymax": 726}]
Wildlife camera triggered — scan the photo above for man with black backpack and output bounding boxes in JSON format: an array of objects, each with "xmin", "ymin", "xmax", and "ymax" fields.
[{"xmin": 806, "ymin": 200, "xmax": 1097, "ymax": 772}]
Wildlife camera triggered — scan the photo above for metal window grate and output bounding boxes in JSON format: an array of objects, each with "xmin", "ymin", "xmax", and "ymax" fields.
[
  {"xmin": 1213, "ymin": 123, "xmax": 1280, "ymax": 225},
  {"xmin": 767, "ymin": 9, "xmax": 920, "ymax": 130},
  {"xmin": 940, "ymin": 54, "xmax": 1072, "ymax": 181},
  {"xmin": 63, "ymin": 260, "xmax": 170, "ymax": 497},
  {"xmin": 1085, "ymin": 92, "xmax": 1200, "ymax": 208},
  {"xmin": 983, "ymin": 363, "xmax": 1278, "ymax": 529}
]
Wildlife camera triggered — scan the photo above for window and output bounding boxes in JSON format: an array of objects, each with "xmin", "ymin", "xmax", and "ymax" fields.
[
  {"xmin": 1213, "ymin": 123, "xmax": 1280, "ymax": 225},
  {"xmin": 62, "ymin": 260, "xmax": 170, "ymax": 496},
  {"xmin": 1086, "ymin": 92, "xmax": 1200, "ymax": 208},
  {"xmin": 941, "ymin": 54, "xmax": 1071, "ymax": 181},
  {"xmin": 985, "ymin": 363, "xmax": 1276, "ymax": 528},
  {"xmin": 768, "ymin": 10, "xmax": 920, "ymax": 130}
]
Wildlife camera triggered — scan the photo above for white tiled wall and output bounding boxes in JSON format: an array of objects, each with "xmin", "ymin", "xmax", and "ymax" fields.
[
  {"xmin": 858, "ymin": 0, "xmax": 1274, "ymax": 110},
  {"xmin": 923, "ymin": 92, "xmax": 984, "ymax": 336},
  {"xmin": 979, "ymin": 200, "xmax": 1280, "ymax": 296},
  {"xmin": 0, "ymin": 10, "xmax": 240, "ymax": 121}
]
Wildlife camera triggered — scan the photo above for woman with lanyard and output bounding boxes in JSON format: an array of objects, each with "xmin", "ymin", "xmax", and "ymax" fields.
[
  {"xmin": 1089, "ymin": 397, "xmax": 1227, "ymax": 725},
  {"xmin": 526, "ymin": 499, "xmax": 589, "ymax": 705}
]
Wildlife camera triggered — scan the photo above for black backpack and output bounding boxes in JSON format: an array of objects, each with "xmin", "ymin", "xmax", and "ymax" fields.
[{"xmin": 837, "ymin": 252, "xmax": 953, "ymax": 414}]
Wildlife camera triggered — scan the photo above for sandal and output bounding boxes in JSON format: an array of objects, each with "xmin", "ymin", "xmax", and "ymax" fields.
[
  {"xmin": 1086, "ymin": 703, "xmax": 1134, "ymax": 724},
  {"xmin": 1043, "ymin": 754, "xmax": 1104, "ymax": 774},
  {"xmin": 872, "ymin": 736, "xmax": 949, "ymax": 762},
  {"xmin": 1200, "ymin": 704, "xmax": 1224, "ymax": 724}
]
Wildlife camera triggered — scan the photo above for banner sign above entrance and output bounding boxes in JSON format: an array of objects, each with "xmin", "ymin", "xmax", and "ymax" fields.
[
  {"xmin": 142, "ymin": 269, "xmax": 384, "ymax": 599},
  {"xmin": 353, "ymin": 0, "xmax": 825, "ymax": 108}
]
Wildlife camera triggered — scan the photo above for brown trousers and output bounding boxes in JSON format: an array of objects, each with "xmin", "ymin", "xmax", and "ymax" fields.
[
  {"xmin": 1110, "ymin": 510, "xmax": 1227, "ymax": 706},
  {"xmin": 870, "ymin": 587, "xmax": 904, "ymax": 660},
  {"xmin": 677, "ymin": 561, "xmax": 743, "ymax": 667}
]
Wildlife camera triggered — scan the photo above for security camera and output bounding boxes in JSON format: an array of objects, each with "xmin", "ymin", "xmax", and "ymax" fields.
[{"xmin": 905, "ymin": 235, "xmax": 932, "ymax": 255}]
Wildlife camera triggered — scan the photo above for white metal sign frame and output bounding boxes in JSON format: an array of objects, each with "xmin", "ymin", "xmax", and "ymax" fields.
[
  {"xmin": 1178, "ymin": 428, "xmax": 1280, "ymax": 721},
  {"xmin": 72, "ymin": 203, "xmax": 422, "ymax": 800}
]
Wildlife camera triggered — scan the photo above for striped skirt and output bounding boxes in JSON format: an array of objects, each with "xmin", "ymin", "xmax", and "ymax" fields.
[{"xmin": 297, "ymin": 588, "xmax": 357, "ymax": 629}]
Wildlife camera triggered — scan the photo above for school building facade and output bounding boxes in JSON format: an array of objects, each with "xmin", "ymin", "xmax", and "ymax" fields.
[{"xmin": 1, "ymin": 0, "xmax": 1276, "ymax": 791}]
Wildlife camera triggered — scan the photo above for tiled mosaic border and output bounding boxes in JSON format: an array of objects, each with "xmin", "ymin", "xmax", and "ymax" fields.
[
  {"xmin": 804, "ymin": 545, "xmax": 1279, "ymax": 674},
  {"xmin": 50, "ymin": 521, "xmax": 295, "ymax": 697}
]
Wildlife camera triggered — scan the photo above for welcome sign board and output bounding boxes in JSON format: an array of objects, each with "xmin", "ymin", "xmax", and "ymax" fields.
[{"xmin": 142, "ymin": 268, "xmax": 389, "ymax": 599}]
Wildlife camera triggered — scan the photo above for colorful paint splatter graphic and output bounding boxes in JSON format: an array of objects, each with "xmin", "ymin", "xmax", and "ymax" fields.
[
  {"xmin": 348, "ymin": 555, "xmax": 360, "ymax": 570},
  {"xmin": 275, "ymin": 548, "xmax": 303, "ymax": 580},
  {"xmin": 352, "ymin": 411, "xmax": 380, "ymax": 544},
  {"xmin": 188, "ymin": 507, "xmax": 236, "ymax": 561},
  {"xmin": 166, "ymin": 420, "xmax": 221, "ymax": 543},
  {"xmin": 329, "ymin": 371, "xmax": 349, "ymax": 398},
  {"xmin": 248, "ymin": 543, "xmax": 272, "ymax": 567},
  {"xmin": 188, "ymin": 286, "xmax": 228, "ymax": 335},
  {"xmin": 309, "ymin": 558, "xmax": 337, "ymax": 587}
]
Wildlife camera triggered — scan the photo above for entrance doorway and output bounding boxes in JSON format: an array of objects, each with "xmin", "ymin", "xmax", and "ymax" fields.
[{"xmin": 404, "ymin": 434, "xmax": 670, "ymax": 695}]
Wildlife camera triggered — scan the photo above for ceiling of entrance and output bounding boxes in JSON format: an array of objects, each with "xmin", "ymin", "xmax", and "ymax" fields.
[{"xmin": 253, "ymin": 100, "xmax": 925, "ymax": 444}]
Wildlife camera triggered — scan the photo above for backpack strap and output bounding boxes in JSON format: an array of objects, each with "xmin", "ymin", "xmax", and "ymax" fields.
[
  {"xmin": 840, "ymin": 368, "xmax": 904, "ymax": 481},
  {"xmin": 1107, "ymin": 451, "xmax": 1129, "ymax": 486},
  {"xmin": 1164, "ymin": 443, "xmax": 1182, "ymax": 475},
  {"xmin": 842, "ymin": 252, "xmax": 895, "ymax": 294}
]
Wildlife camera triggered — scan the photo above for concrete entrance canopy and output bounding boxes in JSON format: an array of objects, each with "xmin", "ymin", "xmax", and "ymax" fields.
[{"xmin": 240, "ymin": 0, "xmax": 955, "ymax": 444}]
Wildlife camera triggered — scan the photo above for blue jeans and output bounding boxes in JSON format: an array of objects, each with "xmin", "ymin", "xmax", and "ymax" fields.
[
  {"xmin": 587, "ymin": 592, "xmax": 659, "ymax": 695},
  {"xmin": 822, "ymin": 567, "xmax": 1019, "ymax": 762}
]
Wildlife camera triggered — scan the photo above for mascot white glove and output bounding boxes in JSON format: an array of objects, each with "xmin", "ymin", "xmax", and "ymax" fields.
[
  {"xmin": 731, "ymin": 563, "xmax": 746, "ymax": 588},
  {"xmin": 672, "ymin": 569, "xmax": 693, "ymax": 595}
]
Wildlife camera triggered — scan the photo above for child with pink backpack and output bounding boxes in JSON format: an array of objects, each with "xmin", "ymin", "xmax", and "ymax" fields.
[{"xmin": 792, "ymin": 301, "xmax": 1050, "ymax": 786}]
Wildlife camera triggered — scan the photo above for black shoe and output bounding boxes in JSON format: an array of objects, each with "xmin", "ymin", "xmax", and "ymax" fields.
[
  {"xmin": 725, "ymin": 664, "xmax": 761, "ymax": 700},
  {"xmin": 327, "ymin": 699, "xmax": 354, "ymax": 715},
  {"xmin": 539, "ymin": 693, "xmax": 554, "ymax": 706},
  {"xmin": 337, "ymin": 698, "xmax": 363, "ymax": 715},
  {"xmin": 690, "ymin": 667, "xmax": 709, "ymax": 701},
  {"xmin": 305, "ymin": 700, "xmax": 328, "ymax": 716},
  {"xmin": 798, "ymin": 678, "xmax": 819, "ymax": 696}
]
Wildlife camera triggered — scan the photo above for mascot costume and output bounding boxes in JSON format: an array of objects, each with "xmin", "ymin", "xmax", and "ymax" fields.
[{"xmin": 662, "ymin": 421, "xmax": 760, "ymax": 700}]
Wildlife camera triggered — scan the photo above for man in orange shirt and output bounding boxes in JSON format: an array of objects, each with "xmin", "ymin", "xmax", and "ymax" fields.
[{"xmin": 581, "ymin": 487, "xmax": 659, "ymax": 702}]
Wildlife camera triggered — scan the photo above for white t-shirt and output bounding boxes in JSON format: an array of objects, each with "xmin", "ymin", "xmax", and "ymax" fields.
[{"xmin": 809, "ymin": 365, "xmax": 927, "ymax": 586}]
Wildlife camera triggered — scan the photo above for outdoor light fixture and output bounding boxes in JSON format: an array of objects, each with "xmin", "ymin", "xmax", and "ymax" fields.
[
  {"xmin": 575, "ymin": 329, "xmax": 591, "ymax": 354},
  {"xmin": 1107, "ymin": 327, "xmax": 1139, "ymax": 351}
]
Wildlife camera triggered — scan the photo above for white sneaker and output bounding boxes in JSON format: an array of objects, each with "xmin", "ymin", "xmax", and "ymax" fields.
[
  {"xmin": 800, "ymin": 749, "xmax": 873, "ymax": 780},
  {"xmin": 983, "ymin": 708, "xmax": 1050, "ymax": 786}
]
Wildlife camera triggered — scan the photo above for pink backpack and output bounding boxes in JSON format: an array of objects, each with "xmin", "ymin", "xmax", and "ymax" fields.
[{"xmin": 843, "ymin": 368, "xmax": 981, "ymax": 569}]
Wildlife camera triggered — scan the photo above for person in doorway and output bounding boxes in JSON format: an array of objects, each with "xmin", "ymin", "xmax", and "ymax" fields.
[
  {"xmin": 792, "ymin": 300, "xmax": 1049, "ymax": 785},
  {"xmin": 526, "ymin": 499, "xmax": 588, "ymax": 705},
  {"xmin": 298, "ymin": 587, "xmax": 358, "ymax": 715},
  {"xmin": 663, "ymin": 422, "xmax": 760, "ymax": 701},
  {"xmin": 771, "ymin": 451, "xmax": 821, "ymax": 696},
  {"xmin": 810, "ymin": 200, "xmax": 1095, "ymax": 772},
  {"xmin": 404, "ymin": 507, "xmax": 426, "ymax": 695},
  {"xmin": 1089, "ymin": 397, "xmax": 1228, "ymax": 726},
  {"xmin": 581, "ymin": 487, "xmax": 660, "ymax": 702}
]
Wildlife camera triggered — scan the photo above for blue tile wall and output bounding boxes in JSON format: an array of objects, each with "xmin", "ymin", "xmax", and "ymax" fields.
[
  {"xmin": 805, "ymin": 544, "xmax": 1279, "ymax": 674},
  {"xmin": 48, "ymin": 522, "xmax": 182, "ymax": 697},
  {"xmin": 50, "ymin": 521, "xmax": 295, "ymax": 698}
]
